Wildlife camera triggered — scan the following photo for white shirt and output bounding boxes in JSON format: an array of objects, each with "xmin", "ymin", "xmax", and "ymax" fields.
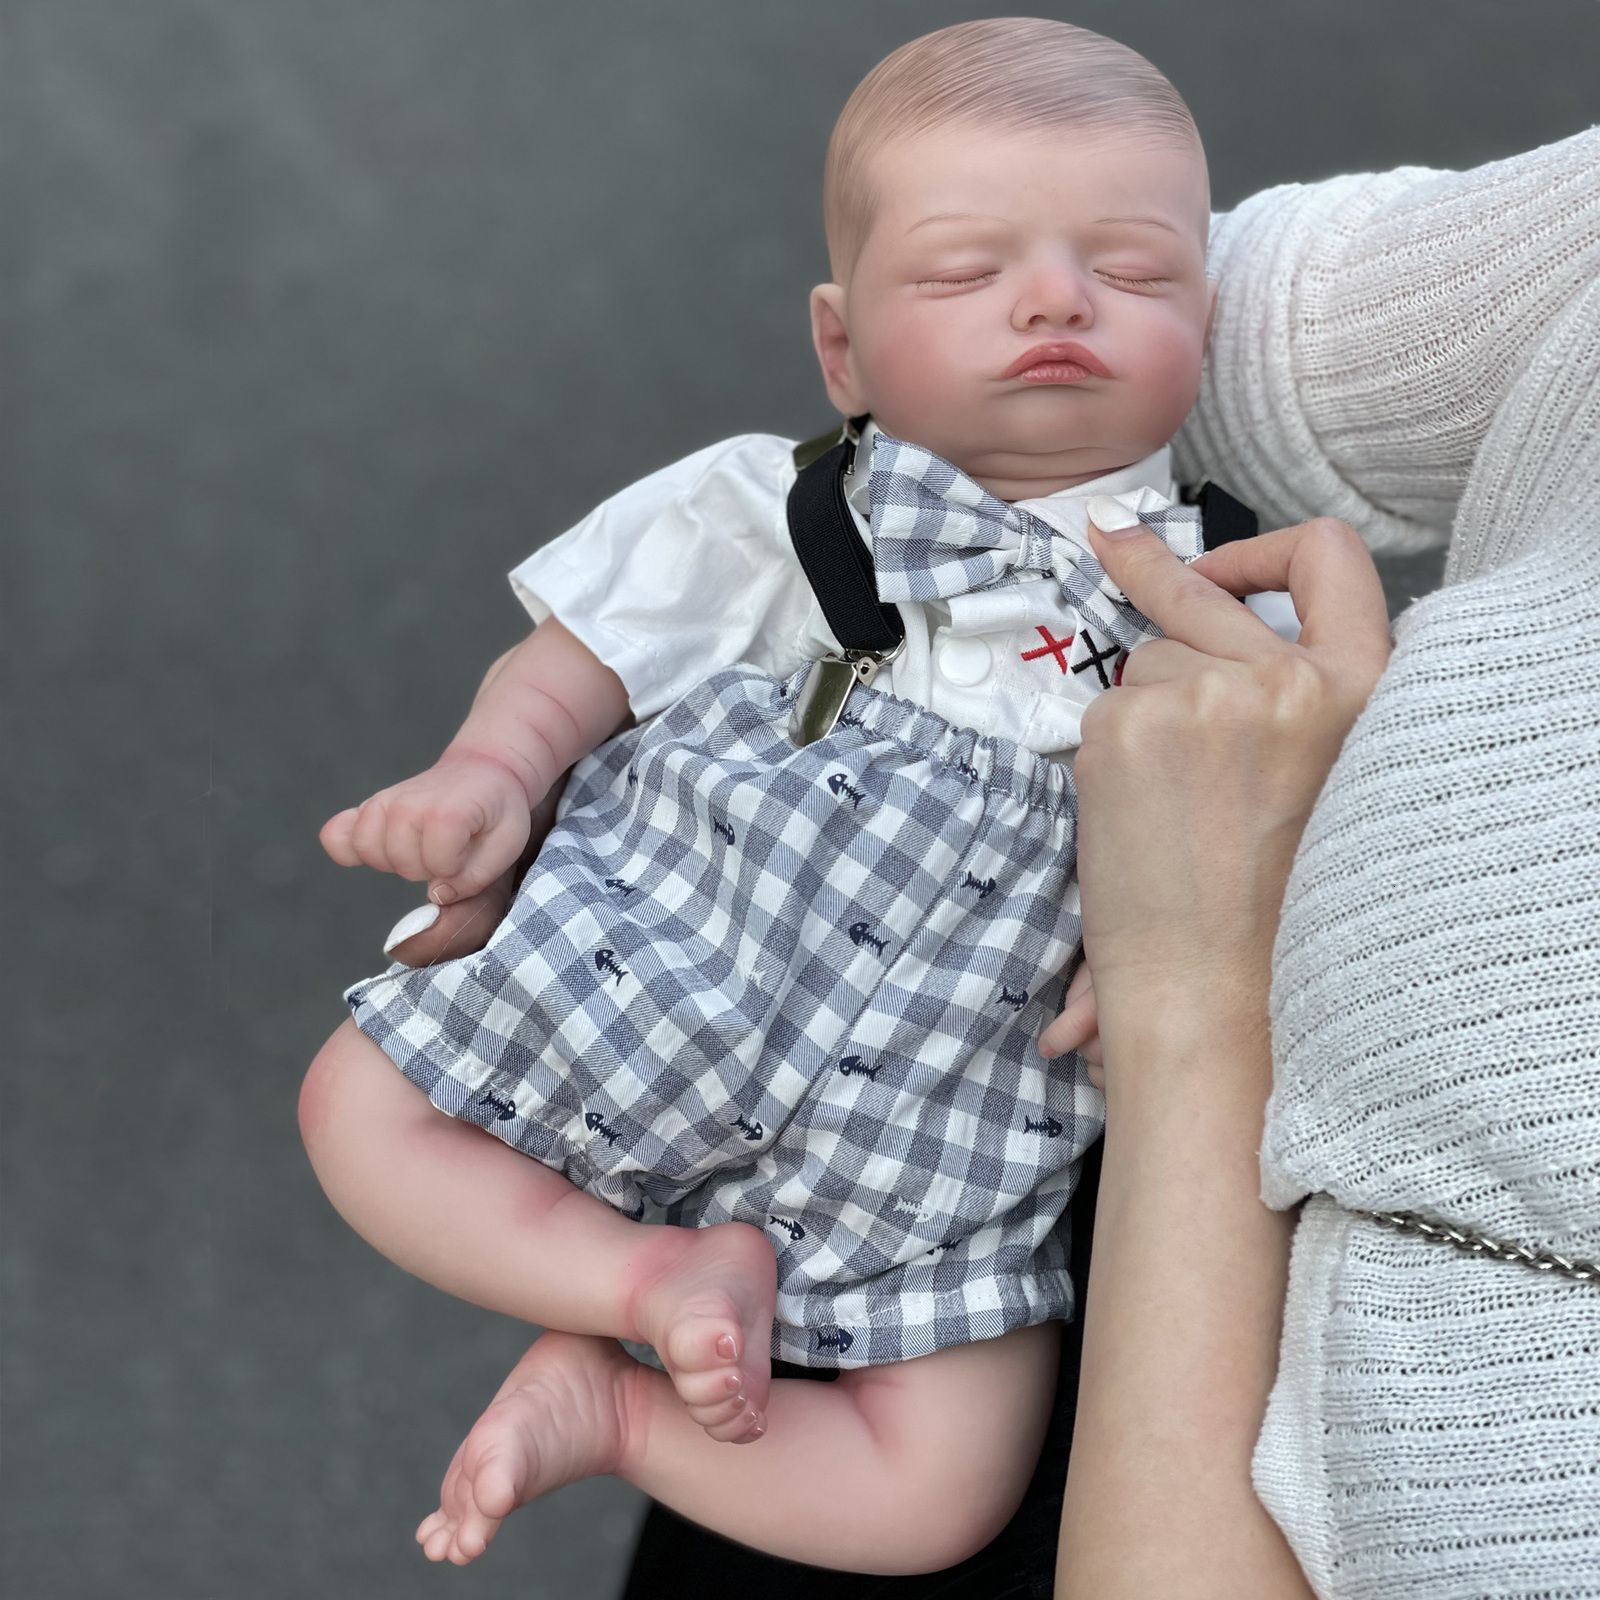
[{"xmin": 510, "ymin": 421, "xmax": 1283, "ymax": 756}]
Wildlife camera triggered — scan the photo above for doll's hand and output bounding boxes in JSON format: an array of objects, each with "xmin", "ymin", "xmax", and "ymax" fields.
[
  {"xmin": 1037, "ymin": 959, "xmax": 1104, "ymax": 1088},
  {"xmin": 320, "ymin": 754, "xmax": 533, "ymax": 907},
  {"xmin": 372, "ymin": 769, "xmax": 569, "ymax": 966}
]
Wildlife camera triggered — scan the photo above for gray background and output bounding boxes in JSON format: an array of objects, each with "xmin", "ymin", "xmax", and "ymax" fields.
[{"xmin": 8, "ymin": 2, "xmax": 1596, "ymax": 1595}]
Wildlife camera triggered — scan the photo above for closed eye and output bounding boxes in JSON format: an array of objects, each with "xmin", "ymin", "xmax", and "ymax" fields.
[
  {"xmin": 916, "ymin": 271, "xmax": 999, "ymax": 288},
  {"xmin": 1100, "ymin": 273, "xmax": 1167, "ymax": 288}
]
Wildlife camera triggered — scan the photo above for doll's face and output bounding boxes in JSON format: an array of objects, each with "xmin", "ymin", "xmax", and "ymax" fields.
[{"xmin": 810, "ymin": 122, "xmax": 1218, "ymax": 500}]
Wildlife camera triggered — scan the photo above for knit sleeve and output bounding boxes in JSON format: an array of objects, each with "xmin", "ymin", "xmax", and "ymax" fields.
[{"xmin": 1174, "ymin": 125, "xmax": 1600, "ymax": 555}]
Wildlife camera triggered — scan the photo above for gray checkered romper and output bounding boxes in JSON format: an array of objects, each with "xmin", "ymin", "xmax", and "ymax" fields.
[{"xmin": 344, "ymin": 656, "xmax": 1097, "ymax": 1369}]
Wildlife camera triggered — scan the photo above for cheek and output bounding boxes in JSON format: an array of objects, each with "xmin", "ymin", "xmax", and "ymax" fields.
[
  {"xmin": 859, "ymin": 305, "xmax": 968, "ymax": 402},
  {"xmin": 1122, "ymin": 310, "xmax": 1207, "ymax": 412}
]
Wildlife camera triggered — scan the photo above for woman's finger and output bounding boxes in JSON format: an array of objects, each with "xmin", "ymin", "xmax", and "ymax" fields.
[
  {"xmin": 384, "ymin": 873, "xmax": 518, "ymax": 966},
  {"xmin": 1084, "ymin": 502, "xmax": 1290, "ymax": 664},
  {"xmin": 1115, "ymin": 637, "xmax": 1215, "ymax": 689},
  {"xmin": 1188, "ymin": 519, "xmax": 1391, "ymax": 669}
]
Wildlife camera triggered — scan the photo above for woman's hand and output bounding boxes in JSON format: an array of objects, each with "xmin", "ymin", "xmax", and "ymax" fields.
[
  {"xmin": 1054, "ymin": 509, "xmax": 1389, "ymax": 1600},
  {"xmin": 1071, "ymin": 508, "xmax": 1392, "ymax": 1074}
]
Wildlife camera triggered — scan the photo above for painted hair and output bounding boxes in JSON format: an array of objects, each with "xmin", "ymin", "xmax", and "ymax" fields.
[{"xmin": 823, "ymin": 17, "xmax": 1208, "ymax": 282}]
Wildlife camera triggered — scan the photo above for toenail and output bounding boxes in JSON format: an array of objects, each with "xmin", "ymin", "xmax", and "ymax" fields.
[{"xmin": 716, "ymin": 1334, "xmax": 738, "ymax": 1360}]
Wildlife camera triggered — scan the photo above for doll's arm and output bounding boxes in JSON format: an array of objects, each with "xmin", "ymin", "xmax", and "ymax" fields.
[
  {"xmin": 440, "ymin": 616, "xmax": 630, "ymax": 812},
  {"xmin": 320, "ymin": 618, "xmax": 628, "ymax": 904}
]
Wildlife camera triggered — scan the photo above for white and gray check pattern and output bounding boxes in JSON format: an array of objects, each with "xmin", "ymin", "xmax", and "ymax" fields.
[
  {"xmin": 345, "ymin": 663, "xmax": 1100, "ymax": 1368},
  {"xmin": 869, "ymin": 431, "xmax": 1205, "ymax": 653}
]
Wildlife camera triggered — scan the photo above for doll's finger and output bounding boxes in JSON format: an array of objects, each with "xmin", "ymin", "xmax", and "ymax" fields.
[
  {"xmin": 386, "ymin": 812, "xmax": 430, "ymax": 883},
  {"xmin": 418, "ymin": 804, "xmax": 485, "ymax": 883},
  {"xmin": 351, "ymin": 798, "xmax": 398, "ymax": 875},
  {"xmin": 437, "ymin": 811, "xmax": 531, "ymax": 903},
  {"xmin": 1063, "ymin": 958, "xmax": 1095, "ymax": 1007},
  {"xmin": 1077, "ymin": 1025, "xmax": 1104, "ymax": 1070},
  {"xmin": 320, "ymin": 808, "xmax": 362, "ymax": 866},
  {"xmin": 1038, "ymin": 993, "xmax": 1098, "ymax": 1060}
]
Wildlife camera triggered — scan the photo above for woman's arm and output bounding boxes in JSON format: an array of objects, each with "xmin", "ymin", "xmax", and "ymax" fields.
[
  {"xmin": 1178, "ymin": 126, "xmax": 1600, "ymax": 559},
  {"xmin": 1055, "ymin": 511, "xmax": 1393, "ymax": 1598},
  {"xmin": 1058, "ymin": 1001, "xmax": 1310, "ymax": 1598}
]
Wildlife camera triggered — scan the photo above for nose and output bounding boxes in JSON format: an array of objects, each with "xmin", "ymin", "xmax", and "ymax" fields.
[{"xmin": 1011, "ymin": 256, "xmax": 1095, "ymax": 333}]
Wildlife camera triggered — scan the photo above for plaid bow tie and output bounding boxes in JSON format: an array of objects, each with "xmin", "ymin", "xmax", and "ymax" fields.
[{"xmin": 867, "ymin": 431, "xmax": 1203, "ymax": 652}]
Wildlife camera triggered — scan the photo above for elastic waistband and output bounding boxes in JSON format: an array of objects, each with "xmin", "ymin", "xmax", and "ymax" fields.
[{"xmin": 775, "ymin": 660, "xmax": 1077, "ymax": 820}]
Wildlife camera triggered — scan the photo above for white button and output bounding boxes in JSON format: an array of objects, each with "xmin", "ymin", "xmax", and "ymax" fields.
[{"xmin": 936, "ymin": 637, "xmax": 993, "ymax": 686}]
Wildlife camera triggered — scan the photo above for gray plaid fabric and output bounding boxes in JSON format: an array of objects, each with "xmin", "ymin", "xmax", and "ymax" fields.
[
  {"xmin": 869, "ymin": 431, "xmax": 1204, "ymax": 652},
  {"xmin": 344, "ymin": 663, "xmax": 1100, "ymax": 1369}
]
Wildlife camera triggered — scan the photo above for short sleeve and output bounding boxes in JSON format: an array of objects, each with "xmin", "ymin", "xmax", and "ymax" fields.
[{"xmin": 509, "ymin": 433, "xmax": 837, "ymax": 720}]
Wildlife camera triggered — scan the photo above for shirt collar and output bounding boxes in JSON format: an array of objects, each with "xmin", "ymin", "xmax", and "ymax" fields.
[{"xmin": 842, "ymin": 415, "xmax": 1175, "ymax": 519}]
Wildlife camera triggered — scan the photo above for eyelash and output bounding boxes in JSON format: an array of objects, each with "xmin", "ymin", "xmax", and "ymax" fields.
[{"xmin": 917, "ymin": 271, "xmax": 1167, "ymax": 289}]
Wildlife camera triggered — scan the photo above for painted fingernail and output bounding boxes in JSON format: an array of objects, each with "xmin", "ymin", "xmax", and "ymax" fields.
[
  {"xmin": 384, "ymin": 903, "xmax": 441, "ymax": 952},
  {"xmin": 716, "ymin": 1334, "xmax": 738, "ymax": 1360},
  {"xmin": 1086, "ymin": 495, "xmax": 1143, "ymax": 536}
]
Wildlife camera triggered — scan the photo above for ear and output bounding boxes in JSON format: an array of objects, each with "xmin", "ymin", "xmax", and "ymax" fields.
[
  {"xmin": 809, "ymin": 283, "xmax": 867, "ymax": 416},
  {"xmin": 1203, "ymin": 274, "xmax": 1220, "ymax": 350}
]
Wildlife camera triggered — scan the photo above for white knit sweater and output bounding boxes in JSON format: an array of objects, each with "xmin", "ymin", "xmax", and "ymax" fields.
[{"xmin": 1172, "ymin": 126, "xmax": 1600, "ymax": 1598}]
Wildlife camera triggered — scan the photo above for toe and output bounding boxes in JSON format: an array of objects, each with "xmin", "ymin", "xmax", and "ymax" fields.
[
  {"xmin": 469, "ymin": 1450, "xmax": 522, "ymax": 1522},
  {"xmin": 454, "ymin": 1518, "xmax": 492, "ymax": 1562},
  {"xmin": 685, "ymin": 1392, "xmax": 749, "ymax": 1431},
  {"xmin": 673, "ymin": 1364, "xmax": 746, "ymax": 1409},
  {"xmin": 661, "ymin": 1315, "xmax": 740, "ymax": 1378},
  {"xmin": 704, "ymin": 1406, "xmax": 765, "ymax": 1445},
  {"xmin": 419, "ymin": 1519, "xmax": 455, "ymax": 1563}
]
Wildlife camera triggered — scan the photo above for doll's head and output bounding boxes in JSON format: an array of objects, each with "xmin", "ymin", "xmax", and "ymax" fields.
[{"xmin": 809, "ymin": 18, "xmax": 1218, "ymax": 501}]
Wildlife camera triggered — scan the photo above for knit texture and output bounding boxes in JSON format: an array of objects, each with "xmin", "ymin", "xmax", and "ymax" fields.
[{"xmin": 1173, "ymin": 126, "xmax": 1600, "ymax": 1597}]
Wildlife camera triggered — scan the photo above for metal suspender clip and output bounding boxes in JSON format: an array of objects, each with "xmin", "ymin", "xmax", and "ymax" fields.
[
  {"xmin": 785, "ymin": 412, "xmax": 905, "ymax": 747},
  {"xmin": 790, "ymin": 636, "xmax": 904, "ymax": 747}
]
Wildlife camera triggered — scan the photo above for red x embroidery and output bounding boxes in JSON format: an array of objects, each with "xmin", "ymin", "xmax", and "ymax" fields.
[{"xmin": 1019, "ymin": 625, "xmax": 1074, "ymax": 674}]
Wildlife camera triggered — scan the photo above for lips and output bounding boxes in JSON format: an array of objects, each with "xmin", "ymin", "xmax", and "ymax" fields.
[{"xmin": 1002, "ymin": 342, "xmax": 1111, "ymax": 379}]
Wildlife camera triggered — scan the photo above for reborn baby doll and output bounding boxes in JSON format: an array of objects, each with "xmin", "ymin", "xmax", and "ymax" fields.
[{"xmin": 302, "ymin": 16, "xmax": 1257, "ymax": 1577}]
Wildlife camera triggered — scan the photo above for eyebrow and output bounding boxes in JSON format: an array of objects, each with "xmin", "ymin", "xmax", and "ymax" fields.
[
  {"xmin": 904, "ymin": 211, "xmax": 1181, "ymax": 238},
  {"xmin": 904, "ymin": 212, "xmax": 1006, "ymax": 236},
  {"xmin": 1093, "ymin": 216, "xmax": 1180, "ymax": 235}
]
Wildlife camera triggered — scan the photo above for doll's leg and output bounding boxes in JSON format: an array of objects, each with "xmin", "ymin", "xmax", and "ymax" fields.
[
  {"xmin": 418, "ymin": 1321, "xmax": 1059, "ymax": 1576},
  {"xmin": 297, "ymin": 1019, "xmax": 776, "ymax": 1436}
]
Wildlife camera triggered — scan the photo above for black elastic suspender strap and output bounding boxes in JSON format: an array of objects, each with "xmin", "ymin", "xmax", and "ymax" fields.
[
  {"xmin": 1185, "ymin": 478, "xmax": 1259, "ymax": 548},
  {"xmin": 785, "ymin": 438, "xmax": 904, "ymax": 656}
]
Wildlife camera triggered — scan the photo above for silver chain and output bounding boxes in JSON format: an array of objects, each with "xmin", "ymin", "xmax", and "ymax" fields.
[{"xmin": 1355, "ymin": 1207, "xmax": 1600, "ymax": 1286}]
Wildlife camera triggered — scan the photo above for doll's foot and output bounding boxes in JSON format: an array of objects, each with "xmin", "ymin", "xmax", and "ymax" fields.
[
  {"xmin": 627, "ymin": 1220, "xmax": 776, "ymax": 1444},
  {"xmin": 415, "ymin": 1330, "xmax": 634, "ymax": 1566}
]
